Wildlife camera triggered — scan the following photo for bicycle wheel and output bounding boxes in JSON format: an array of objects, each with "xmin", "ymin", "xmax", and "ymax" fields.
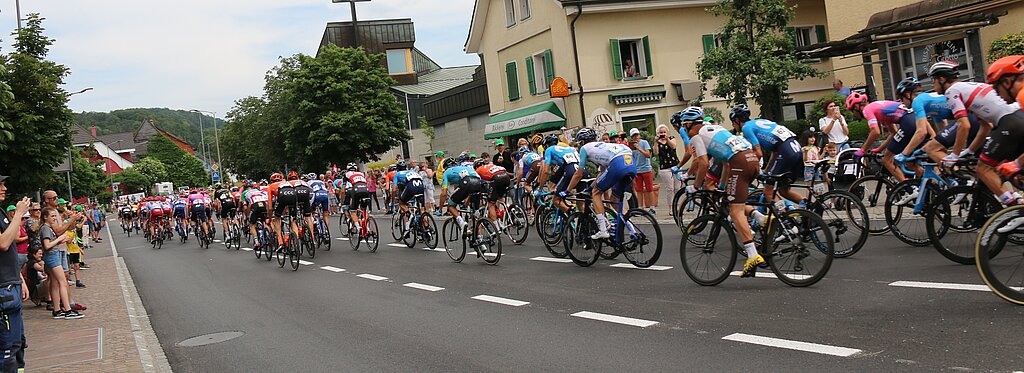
[
  {"xmin": 598, "ymin": 212, "xmax": 621, "ymax": 260},
  {"xmin": 537, "ymin": 208, "xmax": 568, "ymax": 257},
  {"xmin": 680, "ymin": 214, "xmax": 736, "ymax": 286},
  {"xmin": 303, "ymin": 228, "xmax": 315, "ymax": 259},
  {"xmin": 475, "ymin": 219, "xmax": 502, "ymax": 265},
  {"xmin": 621, "ymin": 209, "xmax": 663, "ymax": 268},
  {"xmin": 421, "ymin": 213, "xmax": 439, "ymax": 250},
  {"xmin": 276, "ymin": 238, "xmax": 287, "ymax": 267},
  {"xmin": 675, "ymin": 191, "xmax": 719, "ymax": 235},
  {"xmin": 254, "ymin": 230, "xmax": 263, "ymax": 259},
  {"xmin": 266, "ymin": 231, "xmax": 276, "ymax": 261},
  {"xmin": 976, "ymin": 205, "xmax": 1024, "ymax": 304},
  {"xmin": 565, "ymin": 213, "xmax": 600, "ymax": 267},
  {"xmin": 504, "ymin": 203, "xmax": 530, "ymax": 245},
  {"xmin": 366, "ymin": 217, "xmax": 380, "ymax": 253},
  {"xmin": 884, "ymin": 179, "xmax": 936, "ymax": 246},
  {"xmin": 764, "ymin": 209, "xmax": 834, "ymax": 287},
  {"xmin": 443, "ymin": 218, "xmax": 466, "ymax": 262},
  {"xmin": 402, "ymin": 213, "xmax": 417, "ymax": 248},
  {"xmin": 927, "ymin": 186, "xmax": 1002, "ymax": 264},
  {"xmin": 289, "ymin": 234, "xmax": 300, "ymax": 271},
  {"xmin": 320, "ymin": 220, "xmax": 332, "ymax": 251},
  {"xmin": 670, "ymin": 188, "xmax": 689, "ymax": 229},
  {"xmin": 391, "ymin": 212, "xmax": 403, "ymax": 241},
  {"xmin": 811, "ymin": 190, "xmax": 869, "ymax": 258},
  {"xmin": 847, "ymin": 175, "xmax": 893, "ymax": 235},
  {"xmin": 339, "ymin": 214, "xmax": 351, "ymax": 238}
]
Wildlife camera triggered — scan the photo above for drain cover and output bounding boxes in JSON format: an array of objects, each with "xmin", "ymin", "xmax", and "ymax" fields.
[{"xmin": 176, "ymin": 331, "xmax": 244, "ymax": 347}]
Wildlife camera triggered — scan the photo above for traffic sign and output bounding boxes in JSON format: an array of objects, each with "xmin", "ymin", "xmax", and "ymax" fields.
[
  {"xmin": 212, "ymin": 164, "xmax": 220, "ymax": 171},
  {"xmin": 211, "ymin": 171, "xmax": 221, "ymax": 182}
]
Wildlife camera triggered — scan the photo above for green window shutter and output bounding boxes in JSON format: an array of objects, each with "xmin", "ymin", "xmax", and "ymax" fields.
[
  {"xmin": 642, "ymin": 36, "xmax": 653, "ymax": 77},
  {"xmin": 543, "ymin": 49, "xmax": 555, "ymax": 87},
  {"xmin": 702, "ymin": 34, "xmax": 715, "ymax": 54},
  {"xmin": 610, "ymin": 39, "xmax": 623, "ymax": 81},
  {"xmin": 785, "ymin": 27, "xmax": 797, "ymax": 47},
  {"xmin": 815, "ymin": 25, "xmax": 827, "ymax": 43},
  {"xmin": 526, "ymin": 57, "xmax": 537, "ymax": 96},
  {"xmin": 506, "ymin": 62, "xmax": 520, "ymax": 101}
]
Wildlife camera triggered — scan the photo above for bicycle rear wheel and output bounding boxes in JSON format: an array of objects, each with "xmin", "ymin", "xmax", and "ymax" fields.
[
  {"xmin": 366, "ymin": 217, "xmax": 380, "ymax": 253},
  {"xmin": 928, "ymin": 185, "xmax": 1002, "ymax": 264},
  {"xmin": 847, "ymin": 175, "xmax": 893, "ymax": 235},
  {"xmin": 976, "ymin": 205, "xmax": 1024, "ymax": 305},
  {"xmin": 421, "ymin": 213, "xmax": 439, "ymax": 250},
  {"xmin": 391, "ymin": 213, "xmax": 403, "ymax": 241},
  {"xmin": 276, "ymin": 239, "xmax": 286, "ymax": 267},
  {"xmin": 565, "ymin": 213, "xmax": 600, "ymax": 267},
  {"xmin": 289, "ymin": 234, "xmax": 300, "ymax": 271},
  {"xmin": 402, "ymin": 213, "xmax": 417, "ymax": 248},
  {"xmin": 674, "ymin": 191, "xmax": 718, "ymax": 232},
  {"xmin": 621, "ymin": 209, "xmax": 663, "ymax": 268},
  {"xmin": 303, "ymin": 228, "xmax": 315, "ymax": 259},
  {"xmin": 443, "ymin": 218, "xmax": 466, "ymax": 262},
  {"xmin": 764, "ymin": 209, "xmax": 834, "ymax": 287},
  {"xmin": 884, "ymin": 179, "xmax": 935, "ymax": 246},
  {"xmin": 475, "ymin": 219, "xmax": 502, "ymax": 265},
  {"xmin": 811, "ymin": 190, "xmax": 869, "ymax": 258},
  {"xmin": 321, "ymin": 219, "xmax": 332, "ymax": 251},
  {"xmin": 679, "ymin": 214, "xmax": 736, "ymax": 286},
  {"xmin": 504, "ymin": 203, "xmax": 530, "ymax": 245}
]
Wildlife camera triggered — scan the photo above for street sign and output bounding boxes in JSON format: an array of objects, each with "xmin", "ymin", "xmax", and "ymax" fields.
[
  {"xmin": 112, "ymin": 182, "xmax": 120, "ymax": 192},
  {"xmin": 550, "ymin": 77, "xmax": 569, "ymax": 98},
  {"xmin": 211, "ymin": 171, "xmax": 221, "ymax": 182},
  {"xmin": 211, "ymin": 164, "xmax": 219, "ymax": 171}
]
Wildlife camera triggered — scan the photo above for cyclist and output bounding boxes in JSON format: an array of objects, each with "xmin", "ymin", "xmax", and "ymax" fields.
[
  {"xmin": 439, "ymin": 156, "xmax": 482, "ymax": 230},
  {"xmin": 340, "ymin": 164, "xmax": 371, "ymax": 236},
  {"xmin": 119, "ymin": 203, "xmax": 133, "ymax": 230},
  {"xmin": 567, "ymin": 128, "xmax": 636, "ymax": 239},
  {"xmin": 887, "ymin": 77, "xmax": 934, "ymax": 190},
  {"xmin": 268, "ymin": 172, "xmax": 290, "ymax": 249},
  {"xmin": 930, "ymin": 60, "xmax": 1024, "ymax": 205},
  {"xmin": 159, "ymin": 197, "xmax": 172, "ymax": 237},
  {"xmin": 309, "ymin": 174, "xmax": 330, "ymax": 217},
  {"xmin": 241, "ymin": 181, "xmax": 271, "ymax": 249},
  {"xmin": 393, "ymin": 161, "xmax": 426, "ymax": 236},
  {"xmin": 385, "ymin": 164, "xmax": 398, "ymax": 214},
  {"xmin": 288, "ymin": 171, "xmax": 315, "ymax": 244},
  {"xmin": 846, "ymin": 93, "xmax": 914, "ymax": 182},
  {"xmin": 732, "ymin": 104, "xmax": 806, "ymax": 207},
  {"xmin": 915, "ymin": 84, "xmax": 985, "ymax": 164},
  {"xmin": 682, "ymin": 113, "xmax": 763, "ymax": 277},
  {"xmin": 985, "ymin": 56, "xmax": 1024, "ymax": 181},
  {"xmin": 474, "ymin": 158, "xmax": 511, "ymax": 227},
  {"xmin": 534, "ymin": 134, "xmax": 581, "ymax": 213},
  {"xmin": 185, "ymin": 189, "xmax": 209, "ymax": 241},
  {"xmin": 214, "ymin": 184, "xmax": 237, "ymax": 241},
  {"xmin": 145, "ymin": 198, "xmax": 165, "ymax": 243}
]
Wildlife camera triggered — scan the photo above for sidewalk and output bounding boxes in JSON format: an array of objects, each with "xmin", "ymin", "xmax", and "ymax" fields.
[{"xmin": 22, "ymin": 222, "xmax": 171, "ymax": 372}]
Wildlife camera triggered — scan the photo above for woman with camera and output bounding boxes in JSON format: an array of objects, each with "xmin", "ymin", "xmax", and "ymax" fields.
[{"xmin": 653, "ymin": 124, "xmax": 680, "ymax": 209}]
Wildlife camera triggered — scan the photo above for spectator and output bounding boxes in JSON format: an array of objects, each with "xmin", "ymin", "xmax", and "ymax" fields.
[
  {"xmin": 367, "ymin": 170, "xmax": 379, "ymax": 211},
  {"xmin": 516, "ymin": 137, "xmax": 528, "ymax": 149},
  {"xmin": 818, "ymin": 100, "xmax": 850, "ymax": 151},
  {"xmin": 493, "ymin": 139, "xmax": 514, "ymax": 171},
  {"xmin": 652, "ymin": 124, "xmax": 680, "ymax": 209},
  {"xmin": 0, "ymin": 175, "xmax": 30, "ymax": 370},
  {"xmin": 629, "ymin": 128, "xmax": 655, "ymax": 214},
  {"xmin": 623, "ymin": 58, "xmax": 639, "ymax": 78},
  {"xmin": 26, "ymin": 247, "xmax": 45, "ymax": 306},
  {"xmin": 435, "ymin": 151, "xmax": 446, "ymax": 186},
  {"xmin": 64, "ymin": 210, "xmax": 86, "ymax": 288},
  {"xmin": 601, "ymin": 133, "xmax": 611, "ymax": 143},
  {"xmin": 822, "ymin": 143, "xmax": 839, "ymax": 187},
  {"xmin": 419, "ymin": 163, "xmax": 436, "ymax": 215},
  {"xmin": 833, "ymin": 79, "xmax": 851, "ymax": 97},
  {"xmin": 802, "ymin": 134, "xmax": 821, "ymax": 181},
  {"xmin": 40, "ymin": 207, "xmax": 82, "ymax": 319},
  {"xmin": 6, "ymin": 206, "xmax": 28, "ymax": 272}
]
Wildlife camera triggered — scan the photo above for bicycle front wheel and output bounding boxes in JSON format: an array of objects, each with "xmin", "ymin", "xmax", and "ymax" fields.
[
  {"xmin": 366, "ymin": 217, "xmax": 380, "ymax": 253},
  {"xmin": 565, "ymin": 213, "xmax": 600, "ymax": 267},
  {"xmin": 884, "ymin": 179, "xmax": 935, "ymax": 246},
  {"xmin": 538, "ymin": 208, "xmax": 568, "ymax": 258},
  {"xmin": 504, "ymin": 203, "xmax": 530, "ymax": 245},
  {"xmin": 443, "ymin": 218, "xmax": 465, "ymax": 262},
  {"xmin": 928, "ymin": 185, "xmax": 1002, "ymax": 264},
  {"xmin": 764, "ymin": 209, "xmax": 834, "ymax": 287},
  {"xmin": 976, "ymin": 205, "xmax": 1024, "ymax": 305},
  {"xmin": 475, "ymin": 219, "xmax": 502, "ymax": 265},
  {"xmin": 847, "ymin": 175, "xmax": 893, "ymax": 235},
  {"xmin": 391, "ymin": 212, "xmax": 403, "ymax": 241},
  {"xmin": 421, "ymin": 213, "xmax": 439, "ymax": 250},
  {"xmin": 679, "ymin": 214, "xmax": 736, "ymax": 286},
  {"xmin": 812, "ymin": 190, "xmax": 869, "ymax": 258},
  {"xmin": 621, "ymin": 209, "xmax": 663, "ymax": 268}
]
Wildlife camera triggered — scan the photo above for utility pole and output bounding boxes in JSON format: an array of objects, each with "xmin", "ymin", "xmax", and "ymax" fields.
[
  {"xmin": 15, "ymin": 0, "xmax": 22, "ymax": 30},
  {"xmin": 331, "ymin": 0, "xmax": 371, "ymax": 48}
]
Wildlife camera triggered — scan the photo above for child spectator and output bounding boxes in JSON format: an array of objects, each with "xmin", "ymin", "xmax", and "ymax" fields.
[{"xmin": 802, "ymin": 134, "xmax": 821, "ymax": 181}]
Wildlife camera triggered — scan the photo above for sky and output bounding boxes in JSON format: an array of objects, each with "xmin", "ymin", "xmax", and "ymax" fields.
[{"xmin": 0, "ymin": 0, "xmax": 479, "ymax": 118}]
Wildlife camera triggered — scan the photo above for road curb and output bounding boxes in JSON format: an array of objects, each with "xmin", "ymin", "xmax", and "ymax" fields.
[{"xmin": 107, "ymin": 227, "xmax": 174, "ymax": 373}]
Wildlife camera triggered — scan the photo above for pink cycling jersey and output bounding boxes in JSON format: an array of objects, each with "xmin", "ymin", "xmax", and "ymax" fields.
[
  {"xmin": 943, "ymin": 81, "xmax": 1018, "ymax": 126},
  {"xmin": 187, "ymin": 193, "xmax": 205, "ymax": 207},
  {"xmin": 862, "ymin": 101, "xmax": 909, "ymax": 129}
]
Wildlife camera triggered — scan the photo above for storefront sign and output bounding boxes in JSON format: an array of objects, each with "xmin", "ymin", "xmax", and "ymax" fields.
[{"xmin": 550, "ymin": 77, "xmax": 570, "ymax": 98}]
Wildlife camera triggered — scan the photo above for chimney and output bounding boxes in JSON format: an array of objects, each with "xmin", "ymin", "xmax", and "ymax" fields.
[{"xmin": 90, "ymin": 125, "xmax": 97, "ymax": 138}]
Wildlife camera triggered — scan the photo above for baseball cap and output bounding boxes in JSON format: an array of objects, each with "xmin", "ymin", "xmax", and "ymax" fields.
[
  {"xmin": 75, "ymin": 205, "xmax": 85, "ymax": 211},
  {"xmin": 58, "ymin": 198, "xmax": 67, "ymax": 205},
  {"xmin": 609, "ymin": 130, "xmax": 618, "ymax": 136},
  {"xmin": 629, "ymin": 128, "xmax": 640, "ymax": 136},
  {"xmin": 5, "ymin": 205, "xmax": 14, "ymax": 212},
  {"xmin": 495, "ymin": 139, "xmax": 505, "ymax": 146},
  {"xmin": 704, "ymin": 116, "xmax": 714, "ymax": 122},
  {"xmin": 435, "ymin": 151, "xmax": 445, "ymax": 157}
]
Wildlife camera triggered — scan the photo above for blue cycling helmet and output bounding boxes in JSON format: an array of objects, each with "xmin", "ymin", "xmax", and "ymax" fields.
[
  {"xmin": 679, "ymin": 106, "xmax": 705, "ymax": 123},
  {"xmin": 395, "ymin": 161, "xmax": 407, "ymax": 171},
  {"xmin": 670, "ymin": 111, "xmax": 683, "ymax": 126},
  {"xmin": 517, "ymin": 146, "xmax": 530, "ymax": 154},
  {"xmin": 575, "ymin": 128, "xmax": 598, "ymax": 144},
  {"xmin": 729, "ymin": 104, "xmax": 751, "ymax": 121},
  {"xmin": 896, "ymin": 77, "xmax": 920, "ymax": 97},
  {"xmin": 542, "ymin": 134, "xmax": 560, "ymax": 147}
]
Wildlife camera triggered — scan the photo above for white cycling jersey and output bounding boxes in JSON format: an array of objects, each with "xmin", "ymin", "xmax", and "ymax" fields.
[
  {"xmin": 578, "ymin": 142, "xmax": 630, "ymax": 167},
  {"xmin": 944, "ymin": 81, "xmax": 1018, "ymax": 126}
]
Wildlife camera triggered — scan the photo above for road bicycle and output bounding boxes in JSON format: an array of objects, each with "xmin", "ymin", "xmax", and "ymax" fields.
[
  {"xmin": 680, "ymin": 174, "xmax": 835, "ymax": 287},
  {"xmin": 494, "ymin": 199, "xmax": 529, "ymax": 245},
  {"xmin": 847, "ymin": 152, "xmax": 897, "ymax": 235},
  {"xmin": 562, "ymin": 186, "xmax": 663, "ymax": 268},
  {"xmin": 311, "ymin": 210, "xmax": 331, "ymax": 252},
  {"xmin": 533, "ymin": 191, "xmax": 569, "ymax": 258},
  {"xmin": 296, "ymin": 212, "xmax": 315, "ymax": 259},
  {"xmin": 151, "ymin": 218, "xmax": 165, "ymax": 250},
  {"xmin": 441, "ymin": 191, "xmax": 502, "ymax": 265},
  {"xmin": 918, "ymin": 157, "xmax": 1003, "ymax": 264},
  {"xmin": 276, "ymin": 214, "xmax": 301, "ymax": 271},
  {"xmin": 349, "ymin": 197, "xmax": 380, "ymax": 252},
  {"xmin": 398, "ymin": 195, "xmax": 439, "ymax": 250},
  {"xmin": 884, "ymin": 152, "xmax": 970, "ymax": 246},
  {"xmin": 252, "ymin": 218, "xmax": 275, "ymax": 262},
  {"xmin": 974, "ymin": 172, "xmax": 1024, "ymax": 304},
  {"xmin": 192, "ymin": 218, "xmax": 211, "ymax": 249}
]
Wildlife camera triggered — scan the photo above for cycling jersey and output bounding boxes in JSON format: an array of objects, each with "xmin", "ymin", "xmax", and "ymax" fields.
[
  {"xmin": 912, "ymin": 92, "xmax": 954, "ymax": 123},
  {"xmin": 242, "ymin": 189, "xmax": 269, "ymax": 206},
  {"xmin": 691, "ymin": 124, "xmax": 753, "ymax": 161},
  {"xmin": 187, "ymin": 193, "xmax": 206, "ymax": 207},
  {"xmin": 393, "ymin": 170, "xmax": 421, "ymax": 185},
  {"xmin": 342, "ymin": 171, "xmax": 367, "ymax": 188},
  {"xmin": 741, "ymin": 119, "xmax": 795, "ymax": 153},
  {"xmin": 308, "ymin": 180, "xmax": 329, "ymax": 196},
  {"xmin": 519, "ymin": 152, "xmax": 541, "ymax": 172},
  {"xmin": 578, "ymin": 142, "xmax": 631, "ymax": 168},
  {"xmin": 442, "ymin": 166, "xmax": 479, "ymax": 188},
  {"xmin": 944, "ymin": 81, "xmax": 1018, "ymax": 125},
  {"xmin": 543, "ymin": 145, "xmax": 581, "ymax": 168},
  {"xmin": 172, "ymin": 199, "xmax": 186, "ymax": 209},
  {"xmin": 862, "ymin": 101, "xmax": 910, "ymax": 129},
  {"xmin": 475, "ymin": 164, "xmax": 507, "ymax": 181}
]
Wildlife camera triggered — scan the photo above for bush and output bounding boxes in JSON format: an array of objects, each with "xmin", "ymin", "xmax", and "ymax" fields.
[
  {"xmin": 848, "ymin": 120, "xmax": 869, "ymax": 141},
  {"xmin": 780, "ymin": 119, "xmax": 813, "ymax": 136},
  {"xmin": 988, "ymin": 32, "xmax": 1024, "ymax": 62}
]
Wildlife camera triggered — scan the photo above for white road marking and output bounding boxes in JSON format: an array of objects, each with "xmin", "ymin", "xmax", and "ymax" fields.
[
  {"xmin": 298, "ymin": 260, "xmax": 314, "ymax": 266},
  {"xmin": 387, "ymin": 243, "xmax": 406, "ymax": 247},
  {"xmin": 530, "ymin": 256, "xmax": 573, "ymax": 263},
  {"xmin": 357, "ymin": 274, "xmax": 389, "ymax": 281},
  {"xmin": 336, "ymin": 237, "xmax": 349, "ymax": 241},
  {"xmin": 403, "ymin": 282, "xmax": 445, "ymax": 292},
  {"xmin": 729, "ymin": 271, "xmax": 811, "ymax": 280},
  {"xmin": 888, "ymin": 280, "xmax": 1019, "ymax": 292},
  {"xmin": 421, "ymin": 247, "xmax": 446, "ymax": 252},
  {"xmin": 570, "ymin": 311, "xmax": 659, "ymax": 328},
  {"xmin": 240, "ymin": 247, "xmax": 253, "ymax": 251},
  {"xmin": 320, "ymin": 266, "xmax": 345, "ymax": 273},
  {"xmin": 609, "ymin": 263, "xmax": 673, "ymax": 271},
  {"xmin": 722, "ymin": 333, "xmax": 861, "ymax": 357},
  {"xmin": 213, "ymin": 240, "xmax": 222, "ymax": 243},
  {"xmin": 471, "ymin": 295, "xmax": 529, "ymax": 307}
]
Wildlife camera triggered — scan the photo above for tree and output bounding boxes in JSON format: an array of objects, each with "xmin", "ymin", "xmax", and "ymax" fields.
[
  {"xmin": 45, "ymin": 152, "xmax": 107, "ymax": 199},
  {"xmin": 0, "ymin": 13, "xmax": 75, "ymax": 198},
  {"xmin": 696, "ymin": 0, "xmax": 819, "ymax": 121},
  {"xmin": 0, "ymin": 65, "xmax": 14, "ymax": 149},
  {"xmin": 221, "ymin": 96, "xmax": 287, "ymax": 178},
  {"xmin": 113, "ymin": 167, "xmax": 150, "ymax": 194},
  {"xmin": 145, "ymin": 135, "xmax": 208, "ymax": 188},
  {"xmin": 132, "ymin": 157, "xmax": 169, "ymax": 184},
  {"xmin": 988, "ymin": 32, "xmax": 1024, "ymax": 62}
]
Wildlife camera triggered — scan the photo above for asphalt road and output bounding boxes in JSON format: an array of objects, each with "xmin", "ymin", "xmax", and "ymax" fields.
[{"xmin": 111, "ymin": 214, "xmax": 1024, "ymax": 373}]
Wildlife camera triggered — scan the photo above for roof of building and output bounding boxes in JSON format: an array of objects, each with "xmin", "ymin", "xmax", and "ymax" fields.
[
  {"xmin": 70, "ymin": 125, "xmax": 96, "ymax": 145},
  {"xmin": 391, "ymin": 65, "xmax": 479, "ymax": 96},
  {"xmin": 97, "ymin": 132, "xmax": 136, "ymax": 151},
  {"xmin": 321, "ymin": 18, "xmax": 416, "ymax": 55}
]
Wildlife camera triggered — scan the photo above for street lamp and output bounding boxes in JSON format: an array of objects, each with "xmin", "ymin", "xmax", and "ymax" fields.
[
  {"xmin": 189, "ymin": 109, "xmax": 209, "ymax": 169},
  {"xmin": 192, "ymin": 109, "xmax": 222, "ymax": 170}
]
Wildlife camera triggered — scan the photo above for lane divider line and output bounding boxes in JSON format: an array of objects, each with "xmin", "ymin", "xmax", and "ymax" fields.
[
  {"xmin": 403, "ymin": 282, "xmax": 445, "ymax": 292},
  {"xmin": 320, "ymin": 266, "xmax": 346, "ymax": 273},
  {"xmin": 336, "ymin": 237, "xmax": 349, "ymax": 241},
  {"xmin": 530, "ymin": 256, "xmax": 573, "ymax": 263},
  {"xmin": 570, "ymin": 311, "xmax": 659, "ymax": 328},
  {"xmin": 387, "ymin": 243, "xmax": 407, "ymax": 248},
  {"xmin": 357, "ymin": 274, "xmax": 389, "ymax": 281},
  {"xmin": 471, "ymin": 295, "xmax": 529, "ymax": 307},
  {"xmin": 608, "ymin": 263, "xmax": 673, "ymax": 271},
  {"xmin": 298, "ymin": 260, "xmax": 315, "ymax": 266},
  {"xmin": 888, "ymin": 280, "xmax": 1019, "ymax": 292},
  {"xmin": 722, "ymin": 333, "xmax": 862, "ymax": 357},
  {"xmin": 422, "ymin": 247, "xmax": 446, "ymax": 252},
  {"xmin": 240, "ymin": 247, "xmax": 253, "ymax": 251}
]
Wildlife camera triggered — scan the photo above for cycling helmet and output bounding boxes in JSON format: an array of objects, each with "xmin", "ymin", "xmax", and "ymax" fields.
[
  {"xmin": 300, "ymin": 173, "xmax": 310, "ymax": 181},
  {"xmin": 387, "ymin": 164, "xmax": 396, "ymax": 171},
  {"xmin": 530, "ymin": 134, "xmax": 544, "ymax": 145},
  {"xmin": 928, "ymin": 61, "xmax": 960, "ymax": 78},
  {"xmin": 728, "ymin": 104, "xmax": 750, "ymax": 121},
  {"xmin": 456, "ymin": 153, "xmax": 471, "ymax": 164},
  {"xmin": 986, "ymin": 55, "xmax": 1024, "ymax": 83},
  {"xmin": 473, "ymin": 158, "xmax": 488, "ymax": 169},
  {"xmin": 679, "ymin": 106, "xmax": 705, "ymax": 123},
  {"xmin": 442, "ymin": 158, "xmax": 457, "ymax": 169},
  {"xmin": 346, "ymin": 162, "xmax": 358, "ymax": 171},
  {"xmin": 669, "ymin": 111, "xmax": 683, "ymax": 126},
  {"xmin": 395, "ymin": 161, "xmax": 407, "ymax": 171},
  {"xmin": 270, "ymin": 173, "xmax": 284, "ymax": 182},
  {"xmin": 259, "ymin": 179, "xmax": 268, "ymax": 184},
  {"xmin": 230, "ymin": 187, "xmax": 239, "ymax": 192},
  {"xmin": 243, "ymin": 180, "xmax": 253, "ymax": 188},
  {"xmin": 517, "ymin": 146, "xmax": 530, "ymax": 154},
  {"xmin": 845, "ymin": 91, "xmax": 868, "ymax": 111},
  {"xmin": 286, "ymin": 171, "xmax": 299, "ymax": 180},
  {"xmin": 575, "ymin": 128, "xmax": 598, "ymax": 144},
  {"xmin": 542, "ymin": 134, "xmax": 560, "ymax": 147},
  {"xmin": 895, "ymin": 77, "xmax": 920, "ymax": 97}
]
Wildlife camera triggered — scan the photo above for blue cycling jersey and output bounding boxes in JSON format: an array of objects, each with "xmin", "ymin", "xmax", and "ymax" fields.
[
  {"xmin": 543, "ymin": 145, "xmax": 581, "ymax": 167},
  {"xmin": 442, "ymin": 166, "xmax": 479, "ymax": 187},
  {"xmin": 172, "ymin": 200, "xmax": 186, "ymax": 209},
  {"xmin": 308, "ymin": 180, "xmax": 329, "ymax": 195},
  {"xmin": 741, "ymin": 119, "xmax": 795, "ymax": 153},
  {"xmin": 392, "ymin": 170, "xmax": 420, "ymax": 185},
  {"xmin": 912, "ymin": 92, "xmax": 954, "ymax": 122},
  {"xmin": 692, "ymin": 124, "xmax": 752, "ymax": 161}
]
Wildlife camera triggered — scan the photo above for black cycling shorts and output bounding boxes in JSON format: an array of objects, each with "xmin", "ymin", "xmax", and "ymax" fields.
[
  {"xmin": 981, "ymin": 111, "xmax": 1024, "ymax": 166},
  {"xmin": 274, "ymin": 187, "xmax": 297, "ymax": 217},
  {"xmin": 399, "ymin": 179, "xmax": 425, "ymax": 204},
  {"xmin": 886, "ymin": 114, "xmax": 925, "ymax": 155},
  {"xmin": 934, "ymin": 113, "xmax": 981, "ymax": 148},
  {"xmin": 294, "ymin": 186, "xmax": 313, "ymax": 217},
  {"xmin": 219, "ymin": 200, "xmax": 236, "ymax": 219},
  {"xmin": 766, "ymin": 138, "xmax": 804, "ymax": 185},
  {"xmin": 248, "ymin": 205, "xmax": 268, "ymax": 225},
  {"xmin": 348, "ymin": 184, "xmax": 370, "ymax": 210},
  {"xmin": 487, "ymin": 173, "xmax": 511, "ymax": 202},
  {"xmin": 554, "ymin": 163, "xmax": 580, "ymax": 194},
  {"xmin": 449, "ymin": 176, "xmax": 482, "ymax": 206}
]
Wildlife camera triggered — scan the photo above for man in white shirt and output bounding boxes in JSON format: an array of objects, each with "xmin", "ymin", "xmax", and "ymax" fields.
[{"xmin": 818, "ymin": 100, "xmax": 850, "ymax": 151}]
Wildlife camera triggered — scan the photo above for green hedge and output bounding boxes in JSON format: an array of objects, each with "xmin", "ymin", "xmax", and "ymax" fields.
[{"xmin": 848, "ymin": 120, "xmax": 869, "ymax": 141}]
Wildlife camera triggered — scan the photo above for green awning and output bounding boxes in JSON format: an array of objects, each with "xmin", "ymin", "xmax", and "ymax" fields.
[{"xmin": 484, "ymin": 101, "xmax": 566, "ymax": 139}]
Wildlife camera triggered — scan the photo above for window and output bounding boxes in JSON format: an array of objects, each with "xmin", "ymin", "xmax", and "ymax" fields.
[
  {"xmin": 386, "ymin": 49, "xmax": 411, "ymax": 74},
  {"xmin": 609, "ymin": 37, "xmax": 653, "ymax": 81},
  {"xmin": 519, "ymin": 0, "xmax": 531, "ymax": 21},
  {"xmin": 701, "ymin": 34, "xmax": 725, "ymax": 53},
  {"xmin": 526, "ymin": 50, "xmax": 554, "ymax": 95},
  {"xmin": 786, "ymin": 25, "xmax": 827, "ymax": 48},
  {"xmin": 621, "ymin": 113, "xmax": 656, "ymax": 135},
  {"xmin": 781, "ymin": 101, "xmax": 816, "ymax": 121},
  {"xmin": 505, "ymin": 61, "xmax": 520, "ymax": 102},
  {"xmin": 505, "ymin": 0, "xmax": 516, "ymax": 27}
]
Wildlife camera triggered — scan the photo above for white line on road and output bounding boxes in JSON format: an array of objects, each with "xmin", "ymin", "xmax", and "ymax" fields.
[
  {"xmin": 722, "ymin": 333, "xmax": 861, "ymax": 357},
  {"xmin": 471, "ymin": 295, "xmax": 529, "ymax": 307},
  {"xmin": 609, "ymin": 263, "xmax": 673, "ymax": 271},
  {"xmin": 387, "ymin": 243, "xmax": 406, "ymax": 247},
  {"xmin": 422, "ymin": 247, "xmax": 446, "ymax": 252},
  {"xmin": 729, "ymin": 271, "xmax": 811, "ymax": 280},
  {"xmin": 888, "ymin": 280, "xmax": 1019, "ymax": 292},
  {"xmin": 530, "ymin": 256, "xmax": 573, "ymax": 263},
  {"xmin": 213, "ymin": 240, "xmax": 222, "ymax": 243},
  {"xmin": 357, "ymin": 274, "xmax": 389, "ymax": 281},
  {"xmin": 298, "ymin": 260, "xmax": 314, "ymax": 266},
  {"xmin": 570, "ymin": 311, "xmax": 659, "ymax": 328},
  {"xmin": 403, "ymin": 282, "xmax": 445, "ymax": 292},
  {"xmin": 240, "ymin": 247, "xmax": 253, "ymax": 251},
  {"xmin": 320, "ymin": 266, "xmax": 345, "ymax": 273},
  {"xmin": 336, "ymin": 237, "xmax": 349, "ymax": 241}
]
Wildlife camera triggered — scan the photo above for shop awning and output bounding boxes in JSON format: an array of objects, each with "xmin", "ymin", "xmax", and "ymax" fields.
[
  {"xmin": 484, "ymin": 101, "xmax": 566, "ymax": 139},
  {"xmin": 608, "ymin": 90, "xmax": 666, "ymax": 106}
]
